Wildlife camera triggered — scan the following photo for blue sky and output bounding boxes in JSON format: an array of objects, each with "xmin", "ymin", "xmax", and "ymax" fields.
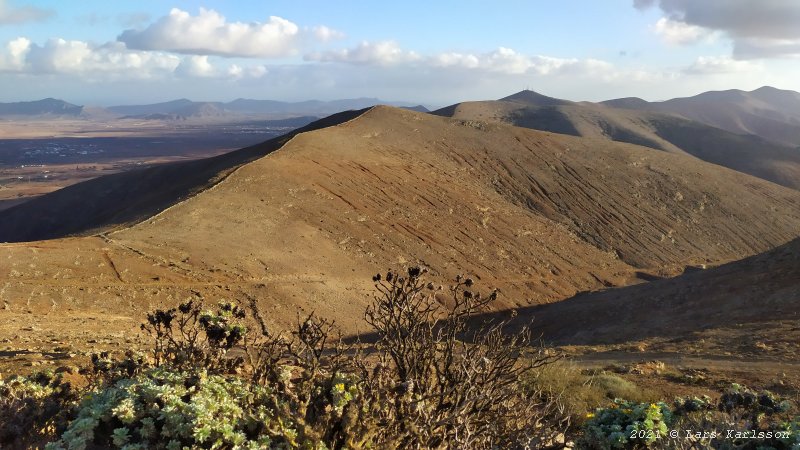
[{"xmin": 0, "ymin": 0, "xmax": 798, "ymax": 106}]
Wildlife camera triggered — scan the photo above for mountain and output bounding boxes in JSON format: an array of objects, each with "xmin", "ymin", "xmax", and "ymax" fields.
[
  {"xmin": 2, "ymin": 106, "xmax": 799, "ymax": 338},
  {"xmin": 434, "ymin": 90, "xmax": 800, "ymax": 190},
  {"xmin": 0, "ymin": 109, "xmax": 366, "ymax": 242},
  {"xmin": 107, "ymin": 99, "xmax": 197, "ymax": 116},
  {"xmin": 602, "ymin": 86, "xmax": 800, "ymax": 147},
  {"xmin": 0, "ymin": 98, "xmax": 83, "ymax": 116},
  {"xmin": 107, "ymin": 97, "xmax": 425, "ymax": 119},
  {"xmin": 401, "ymin": 105, "xmax": 430, "ymax": 113},
  {"xmin": 500, "ymin": 90, "xmax": 572, "ymax": 107}
]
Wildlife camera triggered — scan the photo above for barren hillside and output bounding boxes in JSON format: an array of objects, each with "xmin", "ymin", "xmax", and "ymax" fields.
[
  {"xmin": 517, "ymin": 236, "xmax": 800, "ymax": 361},
  {"xmin": 1, "ymin": 106, "xmax": 799, "ymax": 373}
]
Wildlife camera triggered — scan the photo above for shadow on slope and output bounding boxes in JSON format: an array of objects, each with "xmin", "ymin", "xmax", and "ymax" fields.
[
  {"xmin": 0, "ymin": 109, "xmax": 369, "ymax": 243},
  {"xmin": 436, "ymin": 91, "xmax": 800, "ymax": 190},
  {"xmin": 495, "ymin": 236, "xmax": 800, "ymax": 346},
  {"xmin": 348, "ymin": 236, "xmax": 799, "ymax": 347}
]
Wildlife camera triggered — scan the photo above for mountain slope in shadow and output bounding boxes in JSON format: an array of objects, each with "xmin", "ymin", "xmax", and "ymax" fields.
[
  {"xmin": 511, "ymin": 236, "xmax": 799, "ymax": 347},
  {"xmin": 604, "ymin": 86, "xmax": 800, "ymax": 147},
  {"xmin": 434, "ymin": 90, "xmax": 800, "ymax": 190}
]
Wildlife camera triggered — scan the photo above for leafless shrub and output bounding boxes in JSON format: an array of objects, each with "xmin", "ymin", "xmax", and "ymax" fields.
[
  {"xmin": 139, "ymin": 299, "xmax": 246, "ymax": 374},
  {"xmin": 359, "ymin": 267, "xmax": 569, "ymax": 449}
]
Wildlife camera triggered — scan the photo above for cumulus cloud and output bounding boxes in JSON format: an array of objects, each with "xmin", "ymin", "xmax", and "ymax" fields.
[
  {"xmin": 308, "ymin": 42, "xmax": 621, "ymax": 78},
  {"xmin": 0, "ymin": 37, "xmax": 180, "ymax": 77},
  {"xmin": 227, "ymin": 63, "xmax": 268, "ymax": 79},
  {"xmin": 174, "ymin": 55, "xmax": 216, "ymax": 78},
  {"xmin": 635, "ymin": 0, "xmax": 800, "ymax": 58},
  {"xmin": 653, "ymin": 17, "xmax": 713, "ymax": 45},
  {"xmin": 684, "ymin": 55, "xmax": 762, "ymax": 74},
  {"xmin": 0, "ymin": 0, "xmax": 53, "ymax": 25},
  {"xmin": 118, "ymin": 8, "xmax": 319, "ymax": 58},
  {"xmin": 306, "ymin": 40, "xmax": 420, "ymax": 65},
  {"xmin": 0, "ymin": 35, "xmax": 277, "ymax": 83},
  {"xmin": 431, "ymin": 48, "xmax": 617, "ymax": 78},
  {"xmin": 0, "ymin": 37, "xmax": 29, "ymax": 70}
]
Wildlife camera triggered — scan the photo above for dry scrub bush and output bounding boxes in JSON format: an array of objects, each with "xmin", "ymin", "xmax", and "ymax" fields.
[
  {"xmin": 42, "ymin": 267, "xmax": 570, "ymax": 449},
  {"xmin": 529, "ymin": 360, "xmax": 656, "ymax": 427},
  {"xmin": 361, "ymin": 268, "xmax": 569, "ymax": 449}
]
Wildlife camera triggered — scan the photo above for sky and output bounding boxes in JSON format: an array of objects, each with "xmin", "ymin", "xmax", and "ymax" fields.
[{"xmin": 0, "ymin": 0, "xmax": 799, "ymax": 106}]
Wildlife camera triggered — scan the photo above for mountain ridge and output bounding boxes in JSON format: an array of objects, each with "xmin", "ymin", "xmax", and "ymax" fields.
[
  {"xmin": 0, "ymin": 98, "xmax": 83, "ymax": 116},
  {"xmin": 434, "ymin": 89, "xmax": 800, "ymax": 190},
  {"xmin": 601, "ymin": 85, "xmax": 800, "ymax": 147}
]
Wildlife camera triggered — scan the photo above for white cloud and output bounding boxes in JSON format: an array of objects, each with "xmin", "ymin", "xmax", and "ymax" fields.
[
  {"xmin": 228, "ymin": 63, "xmax": 267, "ymax": 79},
  {"xmin": 684, "ymin": 55, "xmax": 763, "ymax": 74},
  {"xmin": 0, "ymin": 36, "xmax": 29, "ymax": 70},
  {"xmin": 118, "ymin": 8, "xmax": 322, "ymax": 58},
  {"xmin": 654, "ymin": 17, "xmax": 713, "ymax": 45},
  {"xmin": 0, "ymin": 0, "xmax": 53, "ymax": 25},
  {"xmin": 308, "ymin": 42, "xmax": 621, "ymax": 78},
  {"xmin": 312, "ymin": 25, "xmax": 344, "ymax": 42},
  {"xmin": 432, "ymin": 52, "xmax": 480, "ymax": 69},
  {"xmin": 0, "ymin": 35, "xmax": 277, "ymax": 82},
  {"xmin": 175, "ymin": 55, "xmax": 216, "ymax": 78},
  {"xmin": 0, "ymin": 37, "xmax": 180, "ymax": 77},
  {"xmin": 306, "ymin": 40, "xmax": 421, "ymax": 65},
  {"xmin": 429, "ymin": 48, "xmax": 618, "ymax": 78}
]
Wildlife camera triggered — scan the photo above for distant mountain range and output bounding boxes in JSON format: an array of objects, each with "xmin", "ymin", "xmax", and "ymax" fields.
[
  {"xmin": 3, "ymin": 87, "xmax": 800, "ymax": 191},
  {"xmin": 0, "ymin": 97, "xmax": 428, "ymax": 120},
  {"xmin": 0, "ymin": 98, "xmax": 83, "ymax": 116},
  {"xmin": 434, "ymin": 86, "xmax": 800, "ymax": 190},
  {"xmin": 602, "ymin": 86, "xmax": 800, "ymax": 147}
]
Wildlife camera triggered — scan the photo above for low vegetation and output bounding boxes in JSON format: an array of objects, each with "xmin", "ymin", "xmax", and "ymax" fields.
[
  {"xmin": 1, "ymin": 267, "xmax": 798, "ymax": 449},
  {"xmin": 2, "ymin": 268, "xmax": 570, "ymax": 449},
  {"xmin": 580, "ymin": 387, "xmax": 799, "ymax": 449}
]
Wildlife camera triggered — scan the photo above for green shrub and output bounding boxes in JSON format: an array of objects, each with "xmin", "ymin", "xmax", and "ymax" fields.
[
  {"xmin": 45, "ymin": 367, "xmax": 300, "ymax": 450},
  {"xmin": 0, "ymin": 370, "xmax": 84, "ymax": 447},
  {"xmin": 579, "ymin": 385, "xmax": 800, "ymax": 450},
  {"xmin": 579, "ymin": 399, "xmax": 674, "ymax": 449}
]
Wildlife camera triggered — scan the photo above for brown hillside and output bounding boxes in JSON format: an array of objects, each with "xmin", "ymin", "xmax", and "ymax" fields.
[
  {"xmin": 517, "ymin": 236, "xmax": 800, "ymax": 351},
  {"xmin": 0, "ymin": 109, "xmax": 367, "ymax": 243},
  {"xmin": 1, "ymin": 106, "xmax": 799, "ymax": 371}
]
